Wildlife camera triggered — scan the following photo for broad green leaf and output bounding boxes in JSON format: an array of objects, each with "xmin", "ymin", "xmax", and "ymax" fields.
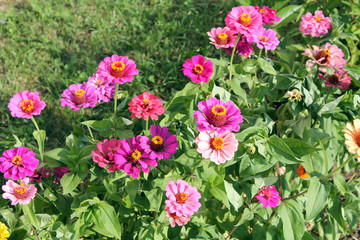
[
  {"xmin": 235, "ymin": 208, "xmax": 254, "ymax": 227},
  {"xmin": 208, "ymin": 175, "xmax": 230, "ymax": 209},
  {"xmin": 258, "ymin": 58, "xmax": 277, "ymax": 75},
  {"xmin": 318, "ymin": 95, "xmax": 344, "ymax": 116},
  {"xmin": 21, "ymin": 203, "xmax": 39, "ymax": 229},
  {"xmin": 305, "ymin": 178, "xmax": 330, "ymax": 221},
  {"xmin": 268, "ymin": 135, "xmax": 300, "ymax": 164},
  {"xmin": 236, "ymin": 126, "xmax": 267, "ymax": 142},
  {"xmin": 277, "ymin": 200, "xmax": 305, "ymax": 240},
  {"xmin": 61, "ymin": 172, "xmax": 82, "ymax": 194},
  {"xmin": 212, "ymin": 85, "xmax": 231, "ymax": 102},
  {"xmin": 229, "ymin": 76, "xmax": 248, "ymax": 105},
  {"xmin": 175, "ymin": 149, "xmax": 202, "ymax": 167},
  {"xmin": 125, "ymin": 179, "xmax": 139, "ymax": 204},
  {"xmin": 144, "ymin": 188, "xmax": 163, "ymax": 212},
  {"xmin": 328, "ymin": 197, "xmax": 347, "ymax": 234},
  {"xmin": 224, "ymin": 181, "xmax": 243, "ymax": 211},
  {"xmin": 333, "ymin": 173, "xmax": 349, "ymax": 195},
  {"xmin": 93, "ymin": 201, "xmax": 122, "ymax": 239},
  {"xmin": 281, "ymin": 138, "xmax": 320, "ymax": 157},
  {"xmin": 273, "ymin": 5, "xmax": 303, "ymax": 28}
]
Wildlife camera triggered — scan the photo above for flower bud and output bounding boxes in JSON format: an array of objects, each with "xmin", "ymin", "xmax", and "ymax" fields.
[
  {"xmin": 247, "ymin": 145, "xmax": 256, "ymax": 154},
  {"xmin": 275, "ymin": 166, "xmax": 286, "ymax": 176}
]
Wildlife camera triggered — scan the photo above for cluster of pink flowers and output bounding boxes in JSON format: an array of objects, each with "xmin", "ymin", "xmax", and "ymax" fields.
[{"xmin": 299, "ymin": 10, "xmax": 332, "ymax": 37}]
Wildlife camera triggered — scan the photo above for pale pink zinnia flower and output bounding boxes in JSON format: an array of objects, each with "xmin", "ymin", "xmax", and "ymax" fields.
[
  {"xmin": 86, "ymin": 73, "xmax": 116, "ymax": 103},
  {"xmin": 0, "ymin": 147, "xmax": 39, "ymax": 180},
  {"xmin": 299, "ymin": 10, "xmax": 332, "ymax": 37},
  {"xmin": 195, "ymin": 130, "xmax": 238, "ymax": 165},
  {"xmin": 7, "ymin": 90, "xmax": 46, "ymax": 119},
  {"xmin": 165, "ymin": 179, "xmax": 201, "ymax": 217},
  {"xmin": 165, "ymin": 207, "xmax": 191, "ymax": 227},
  {"xmin": 248, "ymin": 28, "xmax": 280, "ymax": 50},
  {"xmin": 255, "ymin": 6, "xmax": 281, "ymax": 26},
  {"xmin": 225, "ymin": 6, "xmax": 263, "ymax": 36},
  {"xmin": 2, "ymin": 178, "xmax": 37, "ymax": 205},
  {"xmin": 97, "ymin": 54, "xmax": 139, "ymax": 84},
  {"xmin": 319, "ymin": 69, "xmax": 351, "ymax": 90},
  {"xmin": 60, "ymin": 83, "xmax": 97, "ymax": 111},
  {"xmin": 182, "ymin": 55, "xmax": 213, "ymax": 84},
  {"xmin": 91, "ymin": 139, "xmax": 122, "ymax": 172},
  {"xmin": 255, "ymin": 185, "xmax": 281, "ymax": 208},
  {"xmin": 207, "ymin": 27, "xmax": 237, "ymax": 49},
  {"xmin": 128, "ymin": 92, "xmax": 165, "ymax": 120},
  {"xmin": 344, "ymin": 119, "xmax": 360, "ymax": 161}
]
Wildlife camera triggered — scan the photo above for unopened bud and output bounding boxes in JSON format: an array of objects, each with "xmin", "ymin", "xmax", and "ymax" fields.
[
  {"xmin": 247, "ymin": 145, "xmax": 256, "ymax": 154},
  {"xmin": 275, "ymin": 166, "xmax": 286, "ymax": 176}
]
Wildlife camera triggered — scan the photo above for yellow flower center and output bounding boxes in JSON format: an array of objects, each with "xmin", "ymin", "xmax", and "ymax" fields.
[
  {"xmin": 193, "ymin": 64, "xmax": 204, "ymax": 75},
  {"xmin": 151, "ymin": 136, "xmax": 163, "ymax": 145},
  {"xmin": 95, "ymin": 80, "xmax": 102, "ymax": 86},
  {"xmin": 75, "ymin": 89, "xmax": 85, "ymax": 96},
  {"xmin": 20, "ymin": 99, "xmax": 34, "ymax": 113},
  {"xmin": 14, "ymin": 184, "xmax": 28, "ymax": 199},
  {"xmin": 111, "ymin": 61, "xmax": 126, "ymax": 78},
  {"xmin": 239, "ymin": 13, "xmax": 252, "ymax": 27},
  {"xmin": 211, "ymin": 137, "xmax": 225, "ymax": 150},
  {"xmin": 218, "ymin": 33, "xmax": 228, "ymax": 40},
  {"xmin": 316, "ymin": 16, "xmax": 322, "ymax": 22},
  {"xmin": 175, "ymin": 192, "xmax": 188, "ymax": 204},
  {"xmin": 74, "ymin": 89, "xmax": 87, "ymax": 105},
  {"xmin": 131, "ymin": 150, "xmax": 142, "ymax": 161},
  {"xmin": 259, "ymin": 35, "xmax": 269, "ymax": 42},
  {"xmin": 324, "ymin": 48, "xmax": 331, "ymax": 55},
  {"xmin": 211, "ymin": 105, "xmax": 226, "ymax": 116},
  {"xmin": 143, "ymin": 98, "xmax": 150, "ymax": 104},
  {"xmin": 12, "ymin": 156, "xmax": 22, "ymax": 166}
]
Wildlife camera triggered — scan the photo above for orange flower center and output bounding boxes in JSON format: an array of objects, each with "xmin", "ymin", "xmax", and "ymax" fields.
[
  {"xmin": 239, "ymin": 13, "xmax": 252, "ymax": 27},
  {"xmin": 130, "ymin": 150, "xmax": 142, "ymax": 163},
  {"xmin": 193, "ymin": 64, "xmax": 204, "ymax": 75},
  {"xmin": 259, "ymin": 9, "xmax": 267, "ymax": 14},
  {"xmin": 95, "ymin": 80, "xmax": 102, "ymax": 86},
  {"xmin": 316, "ymin": 16, "xmax": 322, "ymax": 22},
  {"xmin": 151, "ymin": 136, "xmax": 163, "ymax": 145},
  {"xmin": 14, "ymin": 184, "xmax": 28, "ymax": 199},
  {"xmin": 211, "ymin": 105, "xmax": 226, "ymax": 116},
  {"xmin": 20, "ymin": 100, "xmax": 34, "ymax": 113},
  {"xmin": 12, "ymin": 156, "xmax": 22, "ymax": 166},
  {"xmin": 259, "ymin": 35, "xmax": 269, "ymax": 42},
  {"xmin": 262, "ymin": 188, "xmax": 272, "ymax": 199},
  {"xmin": 211, "ymin": 137, "xmax": 225, "ymax": 150},
  {"xmin": 74, "ymin": 89, "xmax": 87, "ymax": 105},
  {"xmin": 111, "ymin": 61, "xmax": 126, "ymax": 78},
  {"xmin": 209, "ymin": 105, "xmax": 227, "ymax": 127},
  {"xmin": 175, "ymin": 192, "xmax": 188, "ymax": 204},
  {"xmin": 216, "ymin": 32, "xmax": 229, "ymax": 45}
]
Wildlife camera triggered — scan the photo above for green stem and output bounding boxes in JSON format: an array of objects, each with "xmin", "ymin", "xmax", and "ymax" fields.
[
  {"xmin": 31, "ymin": 117, "xmax": 40, "ymax": 132},
  {"xmin": 113, "ymin": 83, "xmax": 119, "ymax": 131},
  {"xmin": 87, "ymin": 125, "xmax": 95, "ymax": 141},
  {"xmin": 257, "ymin": 48, "xmax": 263, "ymax": 61},
  {"xmin": 321, "ymin": 154, "xmax": 356, "ymax": 182},
  {"xmin": 103, "ymin": 191, "xmax": 108, "ymax": 201},
  {"xmin": 229, "ymin": 34, "xmax": 242, "ymax": 82},
  {"xmin": 276, "ymin": 162, "xmax": 283, "ymax": 198},
  {"xmin": 145, "ymin": 119, "xmax": 149, "ymax": 136}
]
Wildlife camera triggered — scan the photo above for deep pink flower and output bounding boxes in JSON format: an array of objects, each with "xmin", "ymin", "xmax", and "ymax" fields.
[
  {"xmin": 182, "ymin": 55, "xmax": 213, "ymax": 84},
  {"xmin": 53, "ymin": 167, "xmax": 69, "ymax": 184},
  {"xmin": 29, "ymin": 167, "xmax": 52, "ymax": 182},
  {"xmin": 7, "ymin": 90, "xmax": 46, "ymax": 119},
  {"xmin": 195, "ymin": 130, "xmax": 238, "ymax": 165},
  {"xmin": 91, "ymin": 139, "xmax": 122, "ymax": 172},
  {"xmin": 114, "ymin": 136, "xmax": 158, "ymax": 178},
  {"xmin": 319, "ymin": 69, "xmax": 351, "ymax": 90},
  {"xmin": 224, "ymin": 35, "xmax": 253, "ymax": 58},
  {"xmin": 207, "ymin": 27, "xmax": 237, "ymax": 49},
  {"xmin": 165, "ymin": 207, "xmax": 191, "ymax": 227},
  {"xmin": 128, "ymin": 92, "xmax": 165, "ymax": 120},
  {"xmin": 193, "ymin": 97, "xmax": 243, "ymax": 134},
  {"xmin": 0, "ymin": 147, "xmax": 39, "ymax": 180},
  {"xmin": 60, "ymin": 83, "xmax": 97, "ymax": 111},
  {"xmin": 97, "ymin": 54, "xmax": 139, "ymax": 84},
  {"xmin": 165, "ymin": 179, "xmax": 201, "ymax": 217},
  {"xmin": 225, "ymin": 6, "xmax": 263, "ymax": 36},
  {"xmin": 86, "ymin": 73, "xmax": 116, "ymax": 103},
  {"xmin": 255, "ymin": 185, "xmax": 281, "ymax": 208},
  {"xmin": 139, "ymin": 125, "xmax": 178, "ymax": 160},
  {"xmin": 255, "ymin": 6, "xmax": 281, "ymax": 26},
  {"xmin": 2, "ymin": 178, "xmax": 37, "ymax": 205},
  {"xmin": 248, "ymin": 28, "xmax": 279, "ymax": 50},
  {"xmin": 299, "ymin": 10, "xmax": 332, "ymax": 37}
]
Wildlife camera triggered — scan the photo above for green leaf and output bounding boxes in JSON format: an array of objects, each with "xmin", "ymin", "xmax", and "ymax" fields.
[
  {"xmin": 305, "ymin": 178, "xmax": 330, "ymax": 221},
  {"xmin": 234, "ymin": 208, "xmax": 254, "ymax": 227},
  {"xmin": 268, "ymin": 135, "xmax": 299, "ymax": 164},
  {"xmin": 21, "ymin": 203, "xmax": 39, "ymax": 229},
  {"xmin": 93, "ymin": 201, "xmax": 122, "ymax": 239},
  {"xmin": 318, "ymin": 95, "xmax": 344, "ymax": 116},
  {"xmin": 328, "ymin": 197, "xmax": 347, "ymax": 234},
  {"xmin": 236, "ymin": 126, "xmax": 268, "ymax": 142},
  {"xmin": 258, "ymin": 58, "xmax": 277, "ymax": 75},
  {"xmin": 333, "ymin": 173, "xmax": 349, "ymax": 194},
  {"xmin": 208, "ymin": 175, "xmax": 230, "ymax": 209},
  {"xmin": 144, "ymin": 188, "xmax": 163, "ymax": 211},
  {"xmin": 60, "ymin": 172, "xmax": 82, "ymax": 194},
  {"xmin": 229, "ymin": 76, "xmax": 248, "ymax": 105},
  {"xmin": 212, "ymin": 85, "xmax": 231, "ymax": 102},
  {"xmin": 224, "ymin": 181, "xmax": 243, "ymax": 211},
  {"xmin": 125, "ymin": 179, "xmax": 139, "ymax": 204},
  {"xmin": 33, "ymin": 130, "xmax": 46, "ymax": 161},
  {"xmin": 175, "ymin": 149, "xmax": 202, "ymax": 167},
  {"xmin": 281, "ymin": 138, "xmax": 320, "ymax": 157},
  {"xmin": 277, "ymin": 200, "xmax": 305, "ymax": 240},
  {"xmin": 273, "ymin": 5, "xmax": 303, "ymax": 28}
]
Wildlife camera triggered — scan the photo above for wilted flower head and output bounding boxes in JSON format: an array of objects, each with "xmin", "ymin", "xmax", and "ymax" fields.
[
  {"xmin": 224, "ymin": 35, "xmax": 253, "ymax": 58},
  {"xmin": 53, "ymin": 167, "xmax": 70, "ymax": 184},
  {"xmin": 86, "ymin": 73, "xmax": 116, "ymax": 103},
  {"xmin": 128, "ymin": 92, "xmax": 165, "ymax": 120},
  {"xmin": 8, "ymin": 90, "xmax": 46, "ymax": 119},
  {"xmin": 0, "ymin": 222, "xmax": 10, "ymax": 240},
  {"xmin": 255, "ymin": 185, "xmax": 281, "ymax": 208},
  {"xmin": 284, "ymin": 89, "xmax": 302, "ymax": 102},
  {"xmin": 182, "ymin": 55, "xmax": 213, "ymax": 84},
  {"xmin": 2, "ymin": 178, "xmax": 37, "ymax": 205},
  {"xmin": 29, "ymin": 167, "xmax": 52, "ymax": 182},
  {"xmin": 255, "ymin": 6, "xmax": 281, "ymax": 26},
  {"xmin": 344, "ymin": 119, "xmax": 360, "ymax": 161},
  {"xmin": 299, "ymin": 10, "xmax": 332, "ymax": 37},
  {"xmin": 225, "ymin": 6, "xmax": 263, "ymax": 36},
  {"xmin": 207, "ymin": 27, "xmax": 237, "ymax": 49},
  {"xmin": 91, "ymin": 139, "xmax": 122, "ymax": 172},
  {"xmin": 297, "ymin": 165, "xmax": 309, "ymax": 178},
  {"xmin": 319, "ymin": 69, "xmax": 351, "ymax": 90},
  {"xmin": 165, "ymin": 207, "xmax": 191, "ymax": 228},
  {"xmin": 60, "ymin": 83, "xmax": 97, "ymax": 111}
]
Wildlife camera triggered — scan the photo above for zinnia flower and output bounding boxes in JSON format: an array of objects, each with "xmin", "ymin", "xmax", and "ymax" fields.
[
  {"xmin": 225, "ymin": 6, "xmax": 263, "ymax": 36},
  {"xmin": 224, "ymin": 35, "xmax": 253, "ymax": 58},
  {"xmin": 140, "ymin": 125, "xmax": 178, "ymax": 160},
  {"xmin": 284, "ymin": 89, "xmax": 302, "ymax": 101},
  {"xmin": 319, "ymin": 69, "xmax": 351, "ymax": 90},
  {"xmin": 193, "ymin": 97, "xmax": 243, "ymax": 134},
  {"xmin": 299, "ymin": 10, "xmax": 332, "ymax": 37},
  {"xmin": 86, "ymin": 73, "xmax": 116, "ymax": 103},
  {"xmin": 53, "ymin": 167, "xmax": 70, "ymax": 184},
  {"xmin": 0, "ymin": 147, "xmax": 39, "ymax": 180},
  {"xmin": 255, "ymin": 6, "xmax": 281, "ymax": 26},
  {"xmin": 29, "ymin": 167, "xmax": 52, "ymax": 182},
  {"xmin": 7, "ymin": 90, "xmax": 46, "ymax": 119},
  {"xmin": 0, "ymin": 222, "xmax": 10, "ymax": 240},
  {"xmin": 91, "ymin": 139, "xmax": 122, "ymax": 172},
  {"xmin": 248, "ymin": 28, "xmax": 280, "ymax": 50},
  {"xmin": 97, "ymin": 54, "xmax": 139, "ymax": 84},
  {"xmin": 2, "ymin": 178, "xmax": 37, "ymax": 205},
  {"xmin": 296, "ymin": 165, "xmax": 309, "ymax": 178},
  {"xmin": 344, "ymin": 119, "xmax": 360, "ymax": 161},
  {"xmin": 128, "ymin": 92, "xmax": 165, "ymax": 120},
  {"xmin": 60, "ymin": 83, "xmax": 97, "ymax": 111},
  {"xmin": 207, "ymin": 27, "xmax": 237, "ymax": 49},
  {"xmin": 165, "ymin": 179, "xmax": 201, "ymax": 217},
  {"xmin": 195, "ymin": 130, "xmax": 238, "ymax": 165},
  {"xmin": 114, "ymin": 136, "xmax": 158, "ymax": 178},
  {"xmin": 255, "ymin": 185, "xmax": 281, "ymax": 208},
  {"xmin": 182, "ymin": 55, "xmax": 213, "ymax": 84},
  {"xmin": 165, "ymin": 207, "xmax": 191, "ymax": 228}
]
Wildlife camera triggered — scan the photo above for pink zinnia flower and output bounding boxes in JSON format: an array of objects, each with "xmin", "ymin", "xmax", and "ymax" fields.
[
  {"xmin": 319, "ymin": 69, "xmax": 351, "ymax": 90},
  {"xmin": 0, "ymin": 147, "xmax": 39, "ymax": 180},
  {"xmin": 225, "ymin": 6, "xmax": 263, "ymax": 36},
  {"xmin": 248, "ymin": 28, "xmax": 280, "ymax": 50},
  {"xmin": 60, "ymin": 83, "xmax": 97, "ymax": 111},
  {"xmin": 97, "ymin": 54, "xmax": 139, "ymax": 84},
  {"xmin": 195, "ymin": 130, "xmax": 238, "ymax": 165},
  {"xmin": 29, "ymin": 167, "xmax": 52, "ymax": 182},
  {"xmin": 140, "ymin": 125, "xmax": 178, "ymax": 160},
  {"xmin": 114, "ymin": 136, "xmax": 158, "ymax": 178},
  {"xmin": 128, "ymin": 92, "xmax": 165, "ymax": 120},
  {"xmin": 165, "ymin": 207, "xmax": 191, "ymax": 227},
  {"xmin": 53, "ymin": 167, "xmax": 69, "ymax": 184},
  {"xmin": 86, "ymin": 73, "xmax": 116, "ymax": 103},
  {"xmin": 165, "ymin": 179, "xmax": 201, "ymax": 217},
  {"xmin": 303, "ymin": 43, "xmax": 346, "ymax": 72},
  {"xmin": 193, "ymin": 97, "xmax": 243, "ymax": 134},
  {"xmin": 91, "ymin": 139, "xmax": 122, "ymax": 172},
  {"xmin": 299, "ymin": 10, "xmax": 332, "ymax": 37},
  {"xmin": 2, "ymin": 178, "xmax": 37, "ymax": 205},
  {"xmin": 182, "ymin": 55, "xmax": 213, "ymax": 84},
  {"xmin": 255, "ymin": 185, "xmax": 281, "ymax": 208},
  {"xmin": 207, "ymin": 27, "xmax": 237, "ymax": 49},
  {"xmin": 224, "ymin": 35, "xmax": 253, "ymax": 58},
  {"xmin": 255, "ymin": 6, "xmax": 281, "ymax": 26},
  {"xmin": 7, "ymin": 90, "xmax": 46, "ymax": 119}
]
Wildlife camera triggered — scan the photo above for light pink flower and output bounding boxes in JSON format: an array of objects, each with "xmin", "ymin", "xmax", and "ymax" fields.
[
  {"xmin": 128, "ymin": 92, "xmax": 165, "ymax": 120},
  {"xmin": 97, "ymin": 54, "xmax": 139, "ymax": 84},
  {"xmin": 0, "ymin": 147, "xmax": 39, "ymax": 180},
  {"xmin": 319, "ymin": 69, "xmax": 351, "ymax": 90},
  {"xmin": 255, "ymin": 185, "xmax": 281, "ymax": 208},
  {"xmin": 165, "ymin": 179, "xmax": 201, "ymax": 217},
  {"xmin": 92, "ymin": 139, "xmax": 122, "ymax": 172},
  {"xmin": 207, "ymin": 27, "xmax": 237, "ymax": 49},
  {"xmin": 248, "ymin": 28, "xmax": 280, "ymax": 50},
  {"xmin": 165, "ymin": 207, "xmax": 191, "ymax": 227},
  {"xmin": 7, "ymin": 90, "xmax": 46, "ymax": 119},
  {"xmin": 2, "ymin": 178, "xmax": 37, "ymax": 205},
  {"xmin": 60, "ymin": 83, "xmax": 97, "ymax": 111},
  {"xmin": 224, "ymin": 35, "xmax": 253, "ymax": 58},
  {"xmin": 86, "ymin": 73, "xmax": 116, "ymax": 103},
  {"xmin": 255, "ymin": 6, "xmax": 281, "ymax": 26},
  {"xmin": 299, "ymin": 10, "xmax": 332, "ymax": 37},
  {"xmin": 195, "ymin": 130, "xmax": 238, "ymax": 165},
  {"xmin": 225, "ymin": 6, "xmax": 263, "ymax": 36},
  {"xmin": 182, "ymin": 55, "xmax": 213, "ymax": 84}
]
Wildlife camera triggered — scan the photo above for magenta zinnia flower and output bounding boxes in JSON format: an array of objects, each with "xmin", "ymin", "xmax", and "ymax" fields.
[
  {"xmin": 53, "ymin": 167, "xmax": 70, "ymax": 184},
  {"xmin": 195, "ymin": 130, "xmax": 238, "ymax": 165},
  {"xmin": 299, "ymin": 10, "xmax": 332, "ymax": 37},
  {"xmin": 86, "ymin": 73, "xmax": 116, "ymax": 103},
  {"xmin": 165, "ymin": 179, "xmax": 201, "ymax": 217},
  {"xmin": 193, "ymin": 97, "xmax": 243, "ymax": 134},
  {"xmin": 97, "ymin": 54, "xmax": 139, "ymax": 84},
  {"xmin": 255, "ymin": 185, "xmax": 281, "ymax": 208},
  {"xmin": 91, "ymin": 139, "xmax": 122, "ymax": 172},
  {"xmin": 248, "ymin": 28, "xmax": 279, "ymax": 50},
  {"xmin": 319, "ymin": 69, "xmax": 351, "ymax": 90},
  {"xmin": 165, "ymin": 207, "xmax": 191, "ymax": 228},
  {"xmin": 255, "ymin": 6, "xmax": 281, "ymax": 26},
  {"xmin": 7, "ymin": 90, "xmax": 46, "ymax": 119},
  {"xmin": 140, "ymin": 125, "xmax": 178, "ymax": 160},
  {"xmin": 224, "ymin": 35, "xmax": 253, "ymax": 58},
  {"xmin": 182, "ymin": 55, "xmax": 213, "ymax": 84},
  {"xmin": 128, "ymin": 92, "xmax": 165, "ymax": 120},
  {"xmin": 207, "ymin": 27, "xmax": 237, "ymax": 49},
  {"xmin": 2, "ymin": 178, "xmax": 37, "ymax": 205},
  {"xmin": 225, "ymin": 6, "xmax": 263, "ymax": 36},
  {"xmin": 114, "ymin": 136, "xmax": 158, "ymax": 178},
  {"xmin": 0, "ymin": 147, "xmax": 39, "ymax": 180},
  {"xmin": 60, "ymin": 83, "xmax": 97, "ymax": 111}
]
